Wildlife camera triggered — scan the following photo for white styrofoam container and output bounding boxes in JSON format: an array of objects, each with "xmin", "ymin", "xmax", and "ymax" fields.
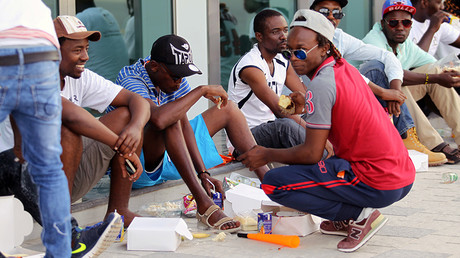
[
  {"xmin": 0, "ymin": 195, "xmax": 33, "ymax": 252},
  {"xmin": 223, "ymin": 183, "xmax": 271, "ymax": 218},
  {"xmin": 127, "ymin": 217, "xmax": 192, "ymax": 251},
  {"xmin": 408, "ymin": 149, "xmax": 428, "ymax": 172}
]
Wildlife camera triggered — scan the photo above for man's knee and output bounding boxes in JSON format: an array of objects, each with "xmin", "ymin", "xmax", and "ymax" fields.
[
  {"xmin": 275, "ymin": 118, "xmax": 305, "ymax": 140},
  {"xmin": 61, "ymin": 125, "xmax": 82, "ymax": 150},
  {"xmin": 219, "ymin": 100, "xmax": 240, "ymax": 116},
  {"xmin": 359, "ymin": 60, "xmax": 386, "ymax": 82},
  {"xmin": 101, "ymin": 107, "xmax": 131, "ymax": 132}
]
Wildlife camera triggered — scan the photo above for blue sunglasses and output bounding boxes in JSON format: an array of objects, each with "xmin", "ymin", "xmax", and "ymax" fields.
[{"xmin": 281, "ymin": 44, "xmax": 318, "ymax": 60}]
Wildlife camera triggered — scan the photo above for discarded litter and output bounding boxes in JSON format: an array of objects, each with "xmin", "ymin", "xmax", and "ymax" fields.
[
  {"xmin": 212, "ymin": 232, "xmax": 227, "ymax": 242},
  {"xmin": 141, "ymin": 200, "xmax": 183, "ymax": 217}
]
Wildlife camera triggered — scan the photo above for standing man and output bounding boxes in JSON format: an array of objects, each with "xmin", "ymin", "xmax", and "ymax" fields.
[
  {"xmin": 362, "ymin": 0, "xmax": 460, "ymax": 157},
  {"xmin": 0, "ymin": 0, "xmax": 71, "ymax": 256},
  {"xmin": 239, "ymin": 9, "xmax": 415, "ymax": 252},
  {"xmin": 228, "ymin": 9, "xmax": 331, "ymax": 155},
  {"xmin": 114, "ymin": 34, "xmax": 269, "ymax": 231},
  {"xmin": 310, "ymin": 0, "xmax": 450, "ymax": 165}
]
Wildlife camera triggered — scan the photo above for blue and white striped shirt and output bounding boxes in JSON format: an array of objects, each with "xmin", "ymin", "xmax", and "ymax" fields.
[{"xmin": 106, "ymin": 56, "xmax": 191, "ymax": 112}]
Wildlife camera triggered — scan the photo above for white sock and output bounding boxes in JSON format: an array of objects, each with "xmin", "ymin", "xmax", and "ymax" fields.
[{"xmin": 355, "ymin": 208, "xmax": 375, "ymax": 223}]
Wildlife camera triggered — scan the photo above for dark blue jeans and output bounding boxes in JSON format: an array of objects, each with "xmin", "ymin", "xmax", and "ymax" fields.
[{"xmin": 359, "ymin": 60, "xmax": 414, "ymax": 136}]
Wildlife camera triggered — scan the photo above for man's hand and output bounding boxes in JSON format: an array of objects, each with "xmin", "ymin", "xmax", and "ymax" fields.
[
  {"xmin": 380, "ymin": 88, "xmax": 406, "ymax": 105},
  {"xmin": 199, "ymin": 172, "xmax": 225, "ymax": 198},
  {"xmin": 201, "ymin": 85, "xmax": 228, "ymax": 108},
  {"xmin": 114, "ymin": 125, "xmax": 142, "ymax": 156},
  {"xmin": 428, "ymin": 11, "xmax": 450, "ymax": 33},
  {"xmin": 324, "ymin": 140, "xmax": 334, "ymax": 159},
  {"xmin": 116, "ymin": 153, "xmax": 143, "ymax": 181},
  {"xmin": 435, "ymin": 71, "xmax": 460, "ymax": 88},
  {"xmin": 13, "ymin": 143, "xmax": 25, "ymax": 164},
  {"xmin": 289, "ymin": 91, "xmax": 307, "ymax": 114},
  {"xmin": 387, "ymin": 101, "xmax": 401, "ymax": 117},
  {"xmin": 237, "ymin": 145, "xmax": 269, "ymax": 171}
]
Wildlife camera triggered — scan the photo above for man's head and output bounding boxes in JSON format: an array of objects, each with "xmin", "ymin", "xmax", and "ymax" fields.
[
  {"xmin": 411, "ymin": 0, "xmax": 444, "ymax": 18},
  {"xmin": 147, "ymin": 35, "xmax": 202, "ymax": 93},
  {"xmin": 381, "ymin": 0, "xmax": 416, "ymax": 46},
  {"xmin": 54, "ymin": 15, "xmax": 101, "ymax": 79},
  {"xmin": 286, "ymin": 9, "xmax": 338, "ymax": 77},
  {"xmin": 254, "ymin": 9, "xmax": 288, "ymax": 54},
  {"xmin": 310, "ymin": 0, "xmax": 347, "ymax": 28}
]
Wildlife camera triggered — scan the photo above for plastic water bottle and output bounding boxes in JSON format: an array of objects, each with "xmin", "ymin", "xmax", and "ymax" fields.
[{"xmin": 441, "ymin": 172, "xmax": 458, "ymax": 184}]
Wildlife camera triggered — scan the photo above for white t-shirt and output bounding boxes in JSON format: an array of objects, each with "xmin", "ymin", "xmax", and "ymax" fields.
[
  {"xmin": 62, "ymin": 69, "xmax": 122, "ymax": 113},
  {"xmin": 0, "ymin": 0, "xmax": 58, "ymax": 47},
  {"xmin": 435, "ymin": 19, "xmax": 460, "ymax": 59},
  {"xmin": 410, "ymin": 19, "xmax": 460, "ymax": 57},
  {"xmin": 228, "ymin": 44, "xmax": 287, "ymax": 129}
]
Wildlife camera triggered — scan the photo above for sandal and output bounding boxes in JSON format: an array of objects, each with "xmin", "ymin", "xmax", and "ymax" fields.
[
  {"xmin": 432, "ymin": 142, "xmax": 460, "ymax": 164},
  {"xmin": 196, "ymin": 204, "xmax": 241, "ymax": 233}
]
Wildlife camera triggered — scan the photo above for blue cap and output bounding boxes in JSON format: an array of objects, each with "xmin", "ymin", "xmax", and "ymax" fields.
[{"xmin": 382, "ymin": 0, "xmax": 416, "ymax": 17}]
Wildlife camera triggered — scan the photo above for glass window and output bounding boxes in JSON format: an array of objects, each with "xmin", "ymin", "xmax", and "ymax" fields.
[
  {"xmin": 43, "ymin": 0, "xmax": 59, "ymax": 17},
  {"xmin": 219, "ymin": 0, "xmax": 297, "ymax": 90},
  {"xmin": 73, "ymin": 0, "xmax": 131, "ymax": 82}
]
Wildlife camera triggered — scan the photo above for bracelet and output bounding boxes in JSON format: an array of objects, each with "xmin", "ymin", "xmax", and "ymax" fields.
[
  {"xmin": 197, "ymin": 170, "xmax": 210, "ymax": 177},
  {"xmin": 425, "ymin": 73, "xmax": 429, "ymax": 85}
]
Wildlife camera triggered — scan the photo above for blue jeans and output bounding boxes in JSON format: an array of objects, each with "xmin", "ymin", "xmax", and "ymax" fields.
[
  {"xmin": 359, "ymin": 60, "xmax": 414, "ymax": 136},
  {"xmin": 0, "ymin": 46, "xmax": 71, "ymax": 257},
  {"xmin": 251, "ymin": 118, "xmax": 329, "ymax": 160}
]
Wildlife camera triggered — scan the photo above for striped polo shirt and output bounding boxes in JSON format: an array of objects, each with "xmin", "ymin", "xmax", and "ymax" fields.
[{"xmin": 107, "ymin": 56, "xmax": 190, "ymax": 112}]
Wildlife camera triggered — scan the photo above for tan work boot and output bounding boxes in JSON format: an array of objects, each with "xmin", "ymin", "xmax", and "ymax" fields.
[{"xmin": 402, "ymin": 127, "xmax": 447, "ymax": 166}]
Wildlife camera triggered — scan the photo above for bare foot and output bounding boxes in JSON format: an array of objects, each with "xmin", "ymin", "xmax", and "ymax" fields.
[
  {"xmin": 197, "ymin": 199, "xmax": 240, "ymax": 230},
  {"xmin": 106, "ymin": 209, "xmax": 140, "ymax": 227}
]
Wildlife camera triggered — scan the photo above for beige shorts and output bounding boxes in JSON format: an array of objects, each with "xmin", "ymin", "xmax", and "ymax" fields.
[{"xmin": 71, "ymin": 136, "xmax": 115, "ymax": 203}]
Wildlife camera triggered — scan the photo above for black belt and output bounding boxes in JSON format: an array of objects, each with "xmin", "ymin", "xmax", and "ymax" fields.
[{"xmin": 0, "ymin": 50, "xmax": 60, "ymax": 66}]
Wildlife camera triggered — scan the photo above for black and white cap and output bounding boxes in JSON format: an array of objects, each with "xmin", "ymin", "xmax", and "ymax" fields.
[{"xmin": 150, "ymin": 34, "xmax": 202, "ymax": 77}]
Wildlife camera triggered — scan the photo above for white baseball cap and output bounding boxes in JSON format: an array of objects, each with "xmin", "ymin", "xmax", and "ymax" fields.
[{"xmin": 290, "ymin": 9, "xmax": 335, "ymax": 43}]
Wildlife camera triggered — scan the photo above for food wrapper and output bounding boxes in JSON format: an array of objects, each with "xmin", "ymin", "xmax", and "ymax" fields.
[
  {"xmin": 229, "ymin": 172, "xmax": 261, "ymax": 188},
  {"xmin": 234, "ymin": 210, "xmax": 258, "ymax": 231},
  {"xmin": 183, "ymin": 194, "xmax": 197, "ymax": 218},
  {"xmin": 223, "ymin": 177, "xmax": 239, "ymax": 192},
  {"xmin": 141, "ymin": 200, "xmax": 183, "ymax": 217},
  {"xmin": 430, "ymin": 53, "xmax": 460, "ymax": 73}
]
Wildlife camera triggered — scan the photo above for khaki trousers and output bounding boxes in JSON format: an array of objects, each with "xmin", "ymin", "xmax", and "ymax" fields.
[{"xmin": 403, "ymin": 64, "xmax": 460, "ymax": 149}]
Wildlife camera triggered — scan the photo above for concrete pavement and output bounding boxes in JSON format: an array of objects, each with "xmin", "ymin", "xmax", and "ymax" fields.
[{"xmin": 20, "ymin": 163, "xmax": 460, "ymax": 257}]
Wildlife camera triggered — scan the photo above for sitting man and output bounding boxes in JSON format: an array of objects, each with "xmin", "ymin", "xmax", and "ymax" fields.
[
  {"xmin": 227, "ymin": 9, "xmax": 313, "ymax": 151},
  {"xmin": 239, "ymin": 9, "xmax": 415, "ymax": 252},
  {"xmin": 409, "ymin": 0, "xmax": 460, "ymax": 58},
  {"xmin": 112, "ymin": 34, "xmax": 269, "ymax": 231},
  {"xmin": 53, "ymin": 15, "xmax": 151, "ymax": 256},
  {"xmin": 310, "ymin": 0, "xmax": 451, "ymax": 165},
  {"xmin": 362, "ymin": 0, "xmax": 460, "ymax": 159}
]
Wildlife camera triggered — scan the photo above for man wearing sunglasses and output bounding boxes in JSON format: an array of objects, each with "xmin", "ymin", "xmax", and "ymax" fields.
[
  {"xmin": 363, "ymin": 0, "xmax": 460, "ymax": 163},
  {"xmin": 112, "ymin": 34, "xmax": 270, "ymax": 232},
  {"xmin": 310, "ymin": 0, "xmax": 448, "ymax": 165},
  {"xmin": 238, "ymin": 9, "xmax": 415, "ymax": 252},
  {"xmin": 227, "ymin": 9, "xmax": 334, "ymax": 157}
]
